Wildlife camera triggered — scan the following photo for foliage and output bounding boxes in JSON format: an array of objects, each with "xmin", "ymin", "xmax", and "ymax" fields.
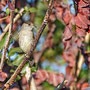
[{"xmin": 0, "ymin": 0, "xmax": 89, "ymax": 90}]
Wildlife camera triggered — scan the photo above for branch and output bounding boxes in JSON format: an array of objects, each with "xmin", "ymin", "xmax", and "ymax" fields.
[
  {"xmin": 3, "ymin": 0, "xmax": 54, "ymax": 89},
  {"xmin": 73, "ymin": 0, "xmax": 77, "ymax": 15},
  {"xmin": 35, "ymin": 24, "xmax": 55, "ymax": 63},
  {"xmin": 76, "ymin": 33, "xmax": 90, "ymax": 77},
  {"xmin": 0, "ymin": 3, "xmax": 14, "ymax": 71},
  {"xmin": 0, "ymin": 16, "xmax": 9, "ymax": 21},
  {"xmin": 0, "ymin": 8, "xmax": 24, "ymax": 41}
]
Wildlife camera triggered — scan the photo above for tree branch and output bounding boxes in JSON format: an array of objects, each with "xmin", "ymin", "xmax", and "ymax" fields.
[
  {"xmin": 76, "ymin": 33, "xmax": 90, "ymax": 77},
  {"xmin": 3, "ymin": 0, "xmax": 54, "ymax": 89},
  {"xmin": 0, "ymin": 8, "xmax": 24, "ymax": 41},
  {"xmin": 0, "ymin": 4, "xmax": 14, "ymax": 71}
]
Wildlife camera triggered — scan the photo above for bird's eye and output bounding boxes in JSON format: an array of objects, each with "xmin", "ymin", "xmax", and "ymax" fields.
[{"xmin": 28, "ymin": 23, "xmax": 30, "ymax": 25}]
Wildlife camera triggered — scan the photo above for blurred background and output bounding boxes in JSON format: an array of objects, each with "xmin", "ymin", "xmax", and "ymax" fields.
[{"xmin": 0, "ymin": 0, "xmax": 90, "ymax": 90}]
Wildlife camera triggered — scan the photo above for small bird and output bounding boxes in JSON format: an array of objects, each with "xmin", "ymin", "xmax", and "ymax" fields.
[{"xmin": 18, "ymin": 23, "xmax": 34, "ymax": 53}]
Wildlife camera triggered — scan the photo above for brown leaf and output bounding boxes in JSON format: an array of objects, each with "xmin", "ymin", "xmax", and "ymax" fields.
[
  {"xmin": 75, "ymin": 13, "xmax": 90, "ymax": 29},
  {"xmin": 76, "ymin": 26, "xmax": 86, "ymax": 38},
  {"xmin": 63, "ymin": 50, "xmax": 75, "ymax": 67},
  {"xmin": 62, "ymin": 10, "xmax": 73, "ymax": 25},
  {"xmin": 65, "ymin": 66, "xmax": 74, "ymax": 87},
  {"xmin": 55, "ymin": 7, "xmax": 64, "ymax": 19},
  {"xmin": 8, "ymin": 2, "xmax": 15, "ymax": 11},
  {"xmin": 74, "ymin": 37, "xmax": 83, "ymax": 47},
  {"xmin": 78, "ymin": 0, "xmax": 90, "ymax": 17},
  {"xmin": 33, "ymin": 69, "xmax": 64, "ymax": 86},
  {"xmin": 63, "ymin": 24, "xmax": 72, "ymax": 50},
  {"xmin": 0, "ymin": 72, "xmax": 8, "ymax": 82},
  {"xmin": 81, "ymin": 82, "xmax": 88, "ymax": 90},
  {"xmin": 83, "ymin": 0, "xmax": 90, "ymax": 4}
]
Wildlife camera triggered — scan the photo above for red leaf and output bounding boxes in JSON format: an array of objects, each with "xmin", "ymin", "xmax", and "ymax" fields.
[
  {"xmin": 8, "ymin": 2, "xmax": 15, "ymax": 11},
  {"xmin": 0, "ymin": 72, "xmax": 8, "ymax": 82},
  {"xmin": 22, "ymin": 76, "xmax": 27, "ymax": 85},
  {"xmin": 63, "ymin": 25, "xmax": 72, "ymax": 42},
  {"xmin": 78, "ymin": 0, "xmax": 90, "ymax": 16},
  {"xmin": 87, "ymin": 54, "xmax": 90, "ymax": 68},
  {"xmin": 75, "ymin": 13, "xmax": 90, "ymax": 29},
  {"xmin": 83, "ymin": 0, "xmax": 90, "ymax": 4},
  {"xmin": 65, "ymin": 66, "xmax": 74, "ymax": 87},
  {"xmin": 63, "ymin": 50, "xmax": 75, "ymax": 67},
  {"xmin": 76, "ymin": 26, "xmax": 86, "ymax": 38},
  {"xmin": 62, "ymin": 10, "xmax": 73, "ymax": 25},
  {"xmin": 49, "ymin": 14, "xmax": 56, "ymax": 22},
  {"xmin": 81, "ymin": 82, "xmax": 88, "ymax": 90},
  {"xmin": 0, "ymin": 0, "xmax": 7, "ymax": 10},
  {"xmin": 34, "ymin": 69, "xmax": 64, "ymax": 86},
  {"xmin": 55, "ymin": 7, "xmax": 64, "ymax": 19},
  {"xmin": 63, "ymin": 24, "xmax": 72, "ymax": 49},
  {"xmin": 75, "ymin": 37, "xmax": 83, "ymax": 47}
]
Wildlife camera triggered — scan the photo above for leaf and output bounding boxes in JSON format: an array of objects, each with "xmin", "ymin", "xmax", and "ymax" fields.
[
  {"xmin": 21, "ymin": 63, "xmax": 29, "ymax": 74},
  {"xmin": 24, "ymin": 6, "xmax": 28, "ymax": 11},
  {"xmin": 8, "ymin": 47, "xmax": 23, "ymax": 56},
  {"xmin": 16, "ymin": 75, "xmax": 21, "ymax": 81},
  {"xmin": 31, "ymin": 63, "xmax": 38, "ymax": 72},
  {"xmin": 8, "ymin": 2, "xmax": 15, "ymax": 11},
  {"xmin": 34, "ymin": 69, "xmax": 64, "ymax": 86},
  {"xmin": 10, "ymin": 69, "xmax": 14, "ymax": 73},
  {"xmin": 63, "ymin": 24, "xmax": 72, "ymax": 50},
  {"xmin": 0, "ymin": 53, "xmax": 1, "ymax": 59},
  {"xmin": 62, "ymin": 10, "xmax": 73, "ymax": 25},
  {"xmin": 75, "ymin": 13, "xmax": 89, "ymax": 29},
  {"xmin": 42, "ymin": 81, "xmax": 55, "ymax": 90},
  {"xmin": 6, "ymin": 8, "xmax": 10, "ymax": 15},
  {"xmin": 29, "ymin": 7, "xmax": 37, "ymax": 12},
  {"xmin": 62, "ymin": 46, "xmax": 78, "ymax": 67},
  {"xmin": 81, "ymin": 83, "xmax": 89, "ymax": 90},
  {"xmin": 0, "ymin": 72, "xmax": 8, "ymax": 82},
  {"xmin": 44, "ymin": 48, "xmax": 56, "ymax": 60},
  {"xmin": 76, "ymin": 26, "xmax": 86, "ymax": 38},
  {"xmin": 12, "ymin": 54, "xmax": 24, "ymax": 66},
  {"xmin": 78, "ymin": 0, "xmax": 90, "ymax": 17},
  {"xmin": 0, "ymin": 33, "xmax": 8, "ymax": 50}
]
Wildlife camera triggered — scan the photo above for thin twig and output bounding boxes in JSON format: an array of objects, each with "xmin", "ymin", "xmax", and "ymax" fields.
[
  {"xmin": 0, "ymin": 16, "xmax": 9, "ymax": 21},
  {"xmin": 0, "ymin": 6, "xmax": 14, "ymax": 71},
  {"xmin": 73, "ymin": 0, "xmax": 77, "ymax": 15},
  {"xmin": 0, "ymin": 8, "xmax": 24, "ymax": 41},
  {"xmin": 3, "ymin": 0, "xmax": 54, "ymax": 89},
  {"xmin": 36, "ymin": 24, "xmax": 56, "ymax": 63}
]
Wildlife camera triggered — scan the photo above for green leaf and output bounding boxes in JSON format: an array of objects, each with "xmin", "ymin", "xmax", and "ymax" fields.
[
  {"xmin": 0, "ymin": 53, "xmax": 1, "ymax": 59},
  {"xmin": 31, "ymin": 63, "xmax": 38, "ymax": 72},
  {"xmin": 8, "ymin": 47, "xmax": 23, "ymax": 56},
  {"xmin": 29, "ymin": 7, "xmax": 37, "ymax": 12},
  {"xmin": 12, "ymin": 54, "xmax": 24, "ymax": 66},
  {"xmin": 21, "ymin": 63, "xmax": 29, "ymax": 74},
  {"xmin": 42, "ymin": 81, "xmax": 55, "ymax": 90},
  {"xmin": 10, "ymin": 69, "xmax": 14, "ymax": 73},
  {"xmin": 24, "ymin": 6, "xmax": 29, "ymax": 12},
  {"xmin": 0, "ymin": 33, "xmax": 8, "ymax": 50},
  {"xmin": 6, "ymin": 59, "xmax": 13, "ymax": 67},
  {"xmin": 15, "ymin": 9, "xmax": 19, "ymax": 13},
  {"xmin": 16, "ymin": 75, "xmax": 21, "ymax": 81},
  {"xmin": 44, "ymin": 48, "xmax": 56, "ymax": 60},
  {"xmin": 6, "ymin": 8, "xmax": 10, "ymax": 15}
]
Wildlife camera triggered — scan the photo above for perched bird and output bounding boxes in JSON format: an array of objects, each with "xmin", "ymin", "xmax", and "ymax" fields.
[
  {"xmin": 13, "ymin": 23, "xmax": 34, "ymax": 53},
  {"xmin": 13, "ymin": 23, "xmax": 35, "ymax": 82}
]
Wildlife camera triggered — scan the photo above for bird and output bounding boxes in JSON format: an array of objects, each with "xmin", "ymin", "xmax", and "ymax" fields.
[{"xmin": 14, "ymin": 23, "xmax": 34, "ymax": 53}]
